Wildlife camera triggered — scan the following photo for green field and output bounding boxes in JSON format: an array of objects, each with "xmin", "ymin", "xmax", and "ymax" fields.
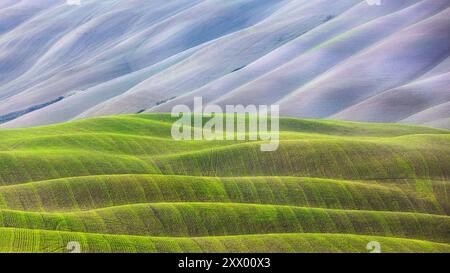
[{"xmin": 0, "ymin": 114, "xmax": 449, "ymax": 253}]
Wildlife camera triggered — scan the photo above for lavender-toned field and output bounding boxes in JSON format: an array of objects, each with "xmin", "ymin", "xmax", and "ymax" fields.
[{"xmin": 0, "ymin": 0, "xmax": 449, "ymax": 128}]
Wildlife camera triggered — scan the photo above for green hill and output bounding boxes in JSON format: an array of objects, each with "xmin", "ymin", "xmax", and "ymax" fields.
[{"xmin": 0, "ymin": 114, "xmax": 449, "ymax": 253}]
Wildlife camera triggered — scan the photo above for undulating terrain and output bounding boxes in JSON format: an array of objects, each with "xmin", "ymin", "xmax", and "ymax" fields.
[
  {"xmin": 1, "ymin": 0, "xmax": 449, "ymax": 254},
  {"xmin": 0, "ymin": 0, "xmax": 449, "ymax": 128},
  {"xmin": 0, "ymin": 114, "xmax": 449, "ymax": 253}
]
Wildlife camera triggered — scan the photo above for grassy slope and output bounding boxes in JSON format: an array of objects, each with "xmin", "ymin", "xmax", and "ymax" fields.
[
  {"xmin": 1, "ymin": 228, "xmax": 449, "ymax": 253},
  {"xmin": 0, "ymin": 203, "xmax": 448, "ymax": 242},
  {"xmin": 0, "ymin": 114, "xmax": 449, "ymax": 253},
  {"xmin": 0, "ymin": 175, "xmax": 444, "ymax": 214}
]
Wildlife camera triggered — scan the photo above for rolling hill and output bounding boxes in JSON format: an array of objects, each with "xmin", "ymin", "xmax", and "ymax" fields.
[
  {"xmin": 0, "ymin": 0, "xmax": 449, "ymax": 129},
  {"xmin": 0, "ymin": 113, "xmax": 449, "ymax": 253}
]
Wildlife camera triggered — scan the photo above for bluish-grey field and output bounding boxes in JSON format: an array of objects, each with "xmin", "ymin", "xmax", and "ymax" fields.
[{"xmin": 0, "ymin": 0, "xmax": 449, "ymax": 128}]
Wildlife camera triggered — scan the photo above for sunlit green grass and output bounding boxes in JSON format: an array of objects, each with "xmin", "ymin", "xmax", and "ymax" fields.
[
  {"xmin": 0, "ymin": 203, "xmax": 448, "ymax": 242},
  {"xmin": 0, "ymin": 175, "xmax": 445, "ymax": 214},
  {"xmin": 1, "ymin": 228, "xmax": 449, "ymax": 253},
  {"xmin": 0, "ymin": 114, "xmax": 448, "ymax": 252}
]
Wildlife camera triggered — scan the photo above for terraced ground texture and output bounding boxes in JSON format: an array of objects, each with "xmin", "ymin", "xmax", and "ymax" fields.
[
  {"xmin": 0, "ymin": 0, "xmax": 449, "ymax": 129},
  {"xmin": 0, "ymin": 114, "xmax": 449, "ymax": 253}
]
